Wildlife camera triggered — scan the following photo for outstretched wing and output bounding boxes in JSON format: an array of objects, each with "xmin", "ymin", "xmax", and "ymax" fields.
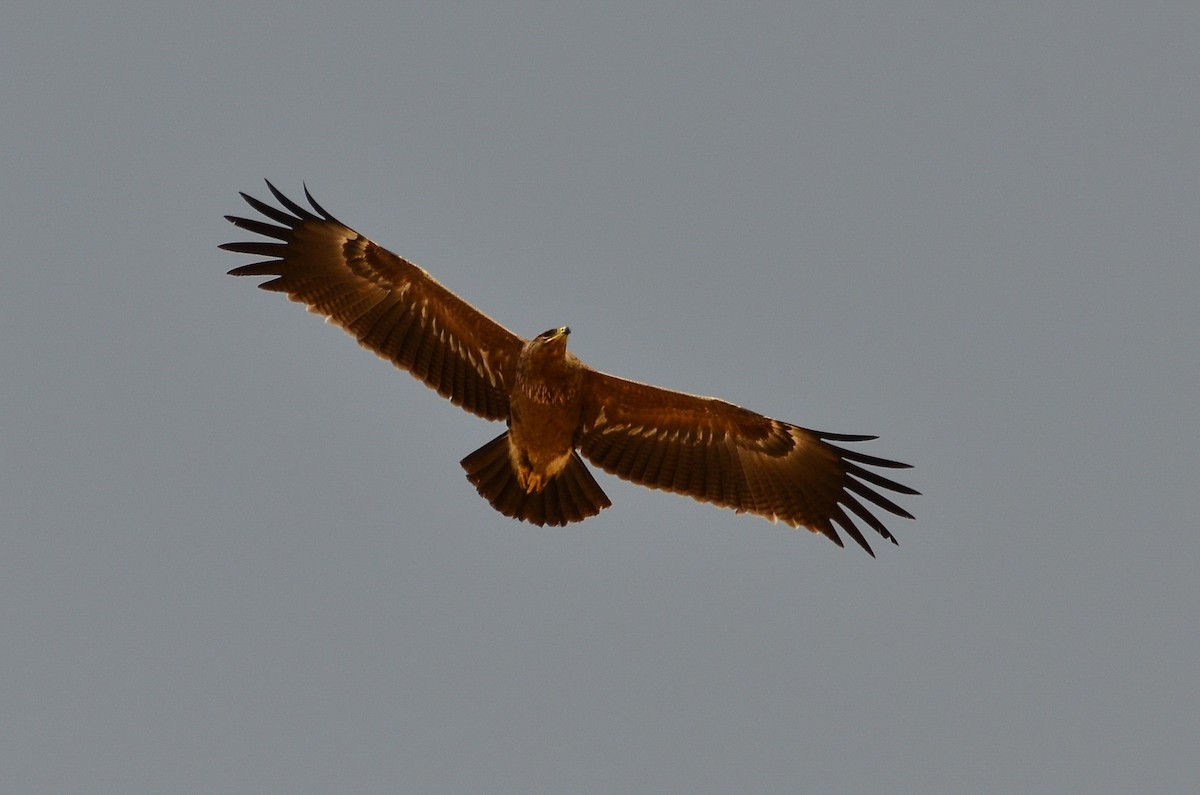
[
  {"xmin": 577, "ymin": 371, "xmax": 917, "ymax": 555},
  {"xmin": 222, "ymin": 182, "xmax": 523, "ymax": 421}
]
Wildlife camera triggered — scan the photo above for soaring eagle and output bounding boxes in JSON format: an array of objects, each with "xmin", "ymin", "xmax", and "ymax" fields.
[{"xmin": 223, "ymin": 183, "xmax": 917, "ymax": 555}]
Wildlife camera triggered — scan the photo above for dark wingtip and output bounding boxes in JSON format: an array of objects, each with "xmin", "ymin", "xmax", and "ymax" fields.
[
  {"xmin": 819, "ymin": 431, "xmax": 879, "ymax": 443},
  {"xmin": 302, "ymin": 181, "xmax": 338, "ymax": 223},
  {"xmin": 262, "ymin": 180, "xmax": 314, "ymax": 219},
  {"xmin": 847, "ymin": 529, "xmax": 876, "ymax": 557},
  {"xmin": 815, "ymin": 522, "xmax": 848, "ymax": 550}
]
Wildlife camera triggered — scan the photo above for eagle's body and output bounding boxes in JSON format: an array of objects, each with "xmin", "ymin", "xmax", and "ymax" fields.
[
  {"xmin": 460, "ymin": 326, "xmax": 612, "ymax": 526},
  {"xmin": 508, "ymin": 328, "xmax": 584, "ymax": 491},
  {"xmin": 223, "ymin": 182, "xmax": 917, "ymax": 554}
]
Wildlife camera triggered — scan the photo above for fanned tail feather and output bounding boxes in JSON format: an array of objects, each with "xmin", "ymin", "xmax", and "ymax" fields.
[{"xmin": 461, "ymin": 433, "xmax": 611, "ymax": 526}]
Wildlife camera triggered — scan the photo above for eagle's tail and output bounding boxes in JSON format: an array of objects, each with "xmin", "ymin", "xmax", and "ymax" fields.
[{"xmin": 460, "ymin": 432, "xmax": 611, "ymax": 526}]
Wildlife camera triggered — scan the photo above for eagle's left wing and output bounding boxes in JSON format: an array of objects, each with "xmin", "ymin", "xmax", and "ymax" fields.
[
  {"xmin": 577, "ymin": 370, "xmax": 917, "ymax": 555},
  {"xmin": 222, "ymin": 182, "xmax": 523, "ymax": 421}
]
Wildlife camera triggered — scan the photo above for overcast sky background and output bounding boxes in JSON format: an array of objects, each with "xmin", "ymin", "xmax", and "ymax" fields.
[{"xmin": 3, "ymin": 3, "xmax": 1197, "ymax": 793}]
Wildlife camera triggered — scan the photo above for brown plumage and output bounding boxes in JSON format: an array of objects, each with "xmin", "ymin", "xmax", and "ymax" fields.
[{"xmin": 223, "ymin": 182, "xmax": 917, "ymax": 554}]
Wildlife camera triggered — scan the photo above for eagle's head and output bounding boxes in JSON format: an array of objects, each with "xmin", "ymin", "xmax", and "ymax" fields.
[
  {"xmin": 536, "ymin": 326, "xmax": 570, "ymax": 342},
  {"xmin": 521, "ymin": 326, "xmax": 574, "ymax": 370},
  {"xmin": 533, "ymin": 326, "xmax": 571, "ymax": 351}
]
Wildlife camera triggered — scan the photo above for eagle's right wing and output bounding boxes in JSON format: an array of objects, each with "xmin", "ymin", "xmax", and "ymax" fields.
[
  {"xmin": 222, "ymin": 182, "xmax": 523, "ymax": 421},
  {"xmin": 577, "ymin": 370, "xmax": 917, "ymax": 555}
]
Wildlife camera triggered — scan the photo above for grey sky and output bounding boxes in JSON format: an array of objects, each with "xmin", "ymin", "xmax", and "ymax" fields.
[{"xmin": 3, "ymin": 3, "xmax": 1197, "ymax": 792}]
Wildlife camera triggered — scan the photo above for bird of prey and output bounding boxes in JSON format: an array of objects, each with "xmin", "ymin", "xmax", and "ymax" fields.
[{"xmin": 222, "ymin": 182, "xmax": 917, "ymax": 554}]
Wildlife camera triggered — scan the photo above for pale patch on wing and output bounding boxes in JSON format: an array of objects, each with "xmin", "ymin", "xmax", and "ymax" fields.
[
  {"xmin": 478, "ymin": 347, "xmax": 500, "ymax": 388},
  {"xmin": 786, "ymin": 425, "xmax": 815, "ymax": 454}
]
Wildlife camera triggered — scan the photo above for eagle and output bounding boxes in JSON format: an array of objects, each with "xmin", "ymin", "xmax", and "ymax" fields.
[{"xmin": 222, "ymin": 182, "xmax": 917, "ymax": 555}]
